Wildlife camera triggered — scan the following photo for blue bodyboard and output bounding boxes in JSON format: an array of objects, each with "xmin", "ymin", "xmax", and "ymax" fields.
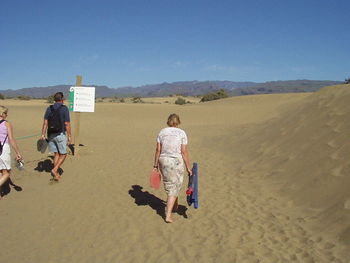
[{"xmin": 186, "ymin": 162, "xmax": 199, "ymax": 209}]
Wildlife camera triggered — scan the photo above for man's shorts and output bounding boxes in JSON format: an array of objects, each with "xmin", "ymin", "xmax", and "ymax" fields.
[{"xmin": 48, "ymin": 133, "xmax": 67, "ymax": 154}]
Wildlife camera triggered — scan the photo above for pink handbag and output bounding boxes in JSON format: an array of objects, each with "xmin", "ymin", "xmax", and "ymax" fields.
[{"xmin": 150, "ymin": 169, "xmax": 161, "ymax": 189}]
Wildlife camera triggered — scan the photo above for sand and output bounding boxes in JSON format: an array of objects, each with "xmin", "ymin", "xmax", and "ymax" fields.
[{"xmin": 1, "ymin": 85, "xmax": 350, "ymax": 263}]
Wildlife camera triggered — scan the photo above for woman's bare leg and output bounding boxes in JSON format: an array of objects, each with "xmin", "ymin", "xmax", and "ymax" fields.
[
  {"xmin": 0, "ymin": 170, "xmax": 10, "ymax": 199},
  {"xmin": 165, "ymin": 196, "xmax": 177, "ymax": 223},
  {"xmin": 173, "ymin": 197, "xmax": 178, "ymax": 212},
  {"xmin": 0, "ymin": 170, "xmax": 10, "ymax": 187}
]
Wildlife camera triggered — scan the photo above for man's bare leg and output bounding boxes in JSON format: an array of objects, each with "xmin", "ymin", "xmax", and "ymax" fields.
[
  {"xmin": 53, "ymin": 152, "xmax": 59, "ymax": 167},
  {"xmin": 51, "ymin": 154, "xmax": 66, "ymax": 181}
]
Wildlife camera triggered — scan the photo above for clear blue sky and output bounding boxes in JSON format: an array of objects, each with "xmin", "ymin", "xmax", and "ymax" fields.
[{"xmin": 1, "ymin": 0, "xmax": 349, "ymax": 90}]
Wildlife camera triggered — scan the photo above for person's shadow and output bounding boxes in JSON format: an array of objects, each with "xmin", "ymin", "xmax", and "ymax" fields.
[
  {"xmin": 128, "ymin": 185, "xmax": 188, "ymax": 220},
  {"xmin": 0, "ymin": 178, "xmax": 22, "ymax": 197},
  {"xmin": 34, "ymin": 158, "xmax": 53, "ymax": 173},
  {"xmin": 34, "ymin": 156, "xmax": 64, "ymax": 179}
]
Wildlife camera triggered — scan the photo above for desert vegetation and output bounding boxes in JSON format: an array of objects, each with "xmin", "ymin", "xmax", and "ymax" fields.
[
  {"xmin": 175, "ymin": 97, "xmax": 186, "ymax": 105},
  {"xmin": 46, "ymin": 95, "xmax": 54, "ymax": 103},
  {"xmin": 17, "ymin": 95, "xmax": 32, "ymax": 100},
  {"xmin": 200, "ymin": 89, "xmax": 229, "ymax": 102}
]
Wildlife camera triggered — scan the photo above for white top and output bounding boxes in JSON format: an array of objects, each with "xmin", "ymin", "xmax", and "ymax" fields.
[{"xmin": 157, "ymin": 127, "xmax": 188, "ymax": 158}]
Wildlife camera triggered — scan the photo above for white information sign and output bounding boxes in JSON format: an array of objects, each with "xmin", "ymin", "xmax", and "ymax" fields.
[{"xmin": 69, "ymin": 86, "xmax": 95, "ymax": 112}]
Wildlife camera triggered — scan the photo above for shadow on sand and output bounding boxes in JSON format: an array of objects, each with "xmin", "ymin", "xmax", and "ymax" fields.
[
  {"xmin": 34, "ymin": 157, "xmax": 54, "ymax": 173},
  {"xmin": 0, "ymin": 178, "xmax": 23, "ymax": 197},
  {"xmin": 34, "ymin": 156, "xmax": 63, "ymax": 180},
  {"xmin": 128, "ymin": 185, "xmax": 188, "ymax": 220}
]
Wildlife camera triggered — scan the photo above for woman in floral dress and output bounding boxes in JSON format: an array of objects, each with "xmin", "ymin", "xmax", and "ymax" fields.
[{"xmin": 153, "ymin": 114, "xmax": 192, "ymax": 223}]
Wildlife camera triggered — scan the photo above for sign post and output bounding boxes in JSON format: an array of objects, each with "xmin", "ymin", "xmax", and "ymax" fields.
[{"xmin": 69, "ymin": 76, "xmax": 95, "ymax": 155}]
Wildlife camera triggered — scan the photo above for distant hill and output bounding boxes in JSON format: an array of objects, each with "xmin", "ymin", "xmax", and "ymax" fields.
[
  {"xmin": 0, "ymin": 85, "xmax": 116, "ymax": 99},
  {"xmin": 114, "ymin": 81, "xmax": 257, "ymax": 97},
  {"xmin": 0, "ymin": 80, "xmax": 342, "ymax": 98}
]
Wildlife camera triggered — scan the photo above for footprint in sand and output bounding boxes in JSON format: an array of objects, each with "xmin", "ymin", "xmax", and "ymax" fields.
[
  {"xmin": 322, "ymin": 242, "xmax": 335, "ymax": 249},
  {"xmin": 325, "ymin": 118, "xmax": 342, "ymax": 132},
  {"xmin": 288, "ymin": 153, "xmax": 297, "ymax": 160},
  {"xmin": 325, "ymin": 119, "xmax": 336, "ymax": 127},
  {"xmin": 280, "ymin": 127, "xmax": 288, "ymax": 136},
  {"xmin": 299, "ymin": 252, "xmax": 315, "ymax": 263},
  {"xmin": 344, "ymin": 199, "xmax": 350, "ymax": 209},
  {"xmin": 330, "ymin": 151, "xmax": 339, "ymax": 160},
  {"xmin": 332, "ymin": 123, "xmax": 342, "ymax": 133},
  {"xmin": 327, "ymin": 139, "xmax": 338, "ymax": 148},
  {"xmin": 331, "ymin": 166, "xmax": 343, "ymax": 177},
  {"xmin": 293, "ymin": 124, "xmax": 302, "ymax": 132}
]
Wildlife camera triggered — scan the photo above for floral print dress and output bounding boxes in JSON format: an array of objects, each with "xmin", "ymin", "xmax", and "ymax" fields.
[{"xmin": 157, "ymin": 127, "xmax": 188, "ymax": 197}]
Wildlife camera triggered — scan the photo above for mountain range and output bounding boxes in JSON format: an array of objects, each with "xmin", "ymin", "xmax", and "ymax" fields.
[{"xmin": 0, "ymin": 80, "xmax": 342, "ymax": 99}]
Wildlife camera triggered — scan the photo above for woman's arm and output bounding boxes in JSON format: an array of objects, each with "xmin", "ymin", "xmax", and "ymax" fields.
[
  {"xmin": 5, "ymin": 121, "xmax": 22, "ymax": 160},
  {"xmin": 181, "ymin": 144, "xmax": 192, "ymax": 175},
  {"xmin": 153, "ymin": 143, "xmax": 161, "ymax": 169}
]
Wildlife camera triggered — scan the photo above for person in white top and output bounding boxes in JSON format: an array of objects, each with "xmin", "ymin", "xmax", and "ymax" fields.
[{"xmin": 153, "ymin": 113, "xmax": 192, "ymax": 223}]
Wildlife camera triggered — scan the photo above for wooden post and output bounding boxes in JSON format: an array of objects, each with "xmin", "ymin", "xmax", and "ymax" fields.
[{"xmin": 73, "ymin": 75, "xmax": 82, "ymax": 155}]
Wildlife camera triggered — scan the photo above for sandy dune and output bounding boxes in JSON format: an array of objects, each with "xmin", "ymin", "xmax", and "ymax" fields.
[{"xmin": 1, "ymin": 85, "xmax": 350, "ymax": 262}]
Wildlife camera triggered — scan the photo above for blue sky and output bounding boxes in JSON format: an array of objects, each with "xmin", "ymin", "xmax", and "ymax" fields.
[{"xmin": 1, "ymin": 0, "xmax": 349, "ymax": 90}]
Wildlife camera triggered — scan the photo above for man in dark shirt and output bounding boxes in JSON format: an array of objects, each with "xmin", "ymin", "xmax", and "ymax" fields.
[{"xmin": 41, "ymin": 92, "xmax": 71, "ymax": 181}]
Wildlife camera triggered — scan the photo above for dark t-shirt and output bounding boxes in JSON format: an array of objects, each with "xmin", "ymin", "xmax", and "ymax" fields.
[{"xmin": 44, "ymin": 102, "xmax": 70, "ymax": 134}]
